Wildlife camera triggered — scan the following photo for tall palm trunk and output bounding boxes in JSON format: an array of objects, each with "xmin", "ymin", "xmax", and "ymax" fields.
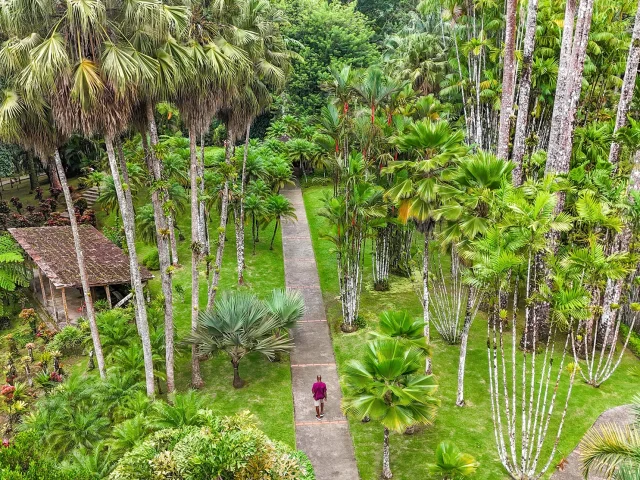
[
  {"xmin": 497, "ymin": 0, "xmax": 518, "ymax": 160},
  {"xmin": 382, "ymin": 427, "xmax": 392, "ymax": 479},
  {"xmin": 456, "ymin": 288, "xmax": 475, "ymax": 407},
  {"xmin": 198, "ymin": 134, "xmax": 208, "ymax": 255},
  {"xmin": 422, "ymin": 228, "xmax": 432, "ymax": 375},
  {"xmin": 608, "ymin": 0, "xmax": 640, "ymax": 167},
  {"xmin": 236, "ymin": 124, "xmax": 251, "ymax": 285},
  {"xmin": 47, "ymin": 160, "xmax": 61, "ymax": 190},
  {"xmin": 144, "ymin": 103, "xmax": 175, "ymax": 393},
  {"xmin": 188, "ymin": 126, "xmax": 204, "ymax": 389},
  {"xmin": 546, "ymin": 0, "xmax": 578, "ymax": 175},
  {"xmin": 207, "ymin": 128, "xmax": 233, "ymax": 310},
  {"xmin": 105, "ymin": 136, "xmax": 155, "ymax": 397},
  {"xmin": 511, "ymin": 0, "xmax": 539, "ymax": 186},
  {"xmin": 168, "ymin": 213, "xmax": 179, "ymax": 266},
  {"xmin": 53, "ymin": 150, "xmax": 105, "ymax": 378},
  {"xmin": 26, "ymin": 151, "xmax": 38, "ymax": 192}
]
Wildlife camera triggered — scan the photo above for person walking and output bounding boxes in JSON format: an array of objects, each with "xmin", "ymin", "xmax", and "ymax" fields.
[{"xmin": 312, "ymin": 375, "xmax": 327, "ymax": 420}]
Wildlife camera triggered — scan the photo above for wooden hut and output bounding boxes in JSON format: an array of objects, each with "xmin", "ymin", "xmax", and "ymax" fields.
[{"xmin": 8, "ymin": 225, "xmax": 153, "ymax": 324}]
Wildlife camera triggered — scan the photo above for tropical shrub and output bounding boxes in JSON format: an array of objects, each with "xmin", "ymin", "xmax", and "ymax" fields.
[
  {"xmin": 109, "ymin": 411, "xmax": 314, "ymax": 480},
  {"xmin": 47, "ymin": 326, "xmax": 87, "ymax": 355},
  {"xmin": 142, "ymin": 249, "xmax": 160, "ymax": 271}
]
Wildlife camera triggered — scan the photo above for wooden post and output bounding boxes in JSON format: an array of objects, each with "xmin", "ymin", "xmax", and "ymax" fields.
[
  {"xmin": 105, "ymin": 285, "xmax": 112, "ymax": 309},
  {"xmin": 38, "ymin": 268, "xmax": 47, "ymax": 306},
  {"xmin": 49, "ymin": 279, "xmax": 58, "ymax": 321},
  {"xmin": 61, "ymin": 288, "xmax": 69, "ymax": 324}
]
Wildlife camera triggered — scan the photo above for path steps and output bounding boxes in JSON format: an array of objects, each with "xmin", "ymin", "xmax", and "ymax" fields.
[
  {"xmin": 81, "ymin": 186, "xmax": 100, "ymax": 208},
  {"xmin": 281, "ymin": 185, "xmax": 360, "ymax": 480},
  {"xmin": 551, "ymin": 404, "xmax": 634, "ymax": 479},
  {"xmin": 61, "ymin": 186, "xmax": 100, "ymax": 218}
]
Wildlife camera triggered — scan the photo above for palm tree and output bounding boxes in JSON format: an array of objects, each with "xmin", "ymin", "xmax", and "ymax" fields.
[
  {"xmin": 372, "ymin": 310, "xmax": 430, "ymax": 353},
  {"xmin": 580, "ymin": 396, "xmax": 640, "ymax": 478},
  {"xmin": 263, "ymin": 194, "xmax": 297, "ymax": 250},
  {"xmin": 244, "ymin": 192, "xmax": 266, "ymax": 254},
  {"xmin": 343, "ymin": 339, "xmax": 439, "ymax": 479},
  {"xmin": 385, "ymin": 119, "xmax": 467, "ymax": 373},
  {"xmin": 427, "ymin": 441, "xmax": 479, "ymax": 479},
  {"xmin": 188, "ymin": 290, "xmax": 299, "ymax": 388}
]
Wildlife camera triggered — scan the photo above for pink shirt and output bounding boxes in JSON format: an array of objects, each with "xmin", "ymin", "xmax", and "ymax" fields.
[{"xmin": 312, "ymin": 381, "xmax": 326, "ymax": 400}]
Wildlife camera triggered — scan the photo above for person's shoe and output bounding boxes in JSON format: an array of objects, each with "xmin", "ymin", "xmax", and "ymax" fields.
[
  {"xmin": 320, "ymin": 413, "xmax": 324, "ymax": 418},
  {"xmin": 316, "ymin": 415, "xmax": 321, "ymax": 420}
]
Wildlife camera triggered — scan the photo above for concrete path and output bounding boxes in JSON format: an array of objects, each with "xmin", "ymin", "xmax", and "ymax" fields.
[
  {"xmin": 281, "ymin": 186, "xmax": 360, "ymax": 480},
  {"xmin": 551, "ymin": 404, "xmax": 635, "ymax": 479}
]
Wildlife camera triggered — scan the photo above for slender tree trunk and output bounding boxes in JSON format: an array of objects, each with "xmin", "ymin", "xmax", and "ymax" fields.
[
  {"xmin": 26, "ymin": 151, "xmax": 38, "ymax": 192},
  {"xmin": 189, "ymin": 126, "xmax": 204, "ymax": 389},
  {"xmin": 168, "ymin": 214, "xmax": 179, "ymax": 266},
  {"xmin": 456, "ymin": 289, "xmax": 475, "ymax": 407},
  {"xmin": 207, "ymin": 129, "xmax": 233, "ymax": 310},
  {"xmin": 236, "ymin": 124, "xmax": 251, "ymax": 285},
  {"xmin": 270, "ymin": 220, "xmax": 279, "ymax": 250},
  {"xmin": 497, "ymin": 0, "xmax": 518, "ymax": 160},
  {"xmin": 105, "ymin": 136, "xmax": 155, "ymax": 397},
  {"xmin": 198, "ymin": 135, "xmax": 208, "ymax": 254},
  {"xmin": 422, "ymin": 229, "xmax": 432, "ymax": 375},
  {"xmin": 546, "ymin": 0, "xmax": 577, "ymax": 173},
  {"xmin": 511, "ymin": 0, "xmax": 539, "ymax": 186},
  {"xmin": 382, "ymin": 427, "xmax": 392, "ymax": 479},
  {"xmin": 53, "ymin": 150, "xmax": 105, "ymax": 378},
  {"xmin": 232, "ymin": 359, "xmax": 245, "ymax": 388},
  {"xmin": 608, "ymin": 0, "xmax": 640, "ymax": 167},
  {"xmin": 144, "ymin": 103, "xmax": 175, "ymax": 393},
  {"xmin": 47, "ymin": 160, "xmax": 61, "ymax": 190}
]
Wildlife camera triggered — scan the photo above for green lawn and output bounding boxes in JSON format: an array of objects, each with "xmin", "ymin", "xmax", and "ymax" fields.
[
  {"xmin": 97, "ymin": 180, "xmax": 295, "ymax": 447},
  {"xmin": 302, "ymin": 185, "xmax": 640, "ymax": 480}
]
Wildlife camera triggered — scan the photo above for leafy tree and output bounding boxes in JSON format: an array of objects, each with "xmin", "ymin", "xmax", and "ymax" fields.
[
  {"xmin": 262, "ymin": 194, "xmax": 297, "ymax": 250},
  {"xmin": 279, "ymin": 0, "xmax": 379, "ymax": 114}
]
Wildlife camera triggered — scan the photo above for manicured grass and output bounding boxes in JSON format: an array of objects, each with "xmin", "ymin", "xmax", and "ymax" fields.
[
  {"xmin": 96, "ymin": 181, "xmax": 295, "ymax": 447},
  {"xmin": 303, "ymin": 185, "xmax": 640, "ymax": 480}
]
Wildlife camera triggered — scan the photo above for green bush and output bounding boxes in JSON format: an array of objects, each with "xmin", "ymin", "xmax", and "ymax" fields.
[
  {"xmin": 46, "ymin": 326, "xmax": 87, "ymax": 355},
  {"xmin": 142, "ymin": 249, "xmax": 160, "ymax": 270},
  {"xmin": 620, "ymin": 323, "xmax": 640, "ymax": 358},
  {"xmin": 109, "ymin": 411, "xmax": 315, "ymax": 480}
]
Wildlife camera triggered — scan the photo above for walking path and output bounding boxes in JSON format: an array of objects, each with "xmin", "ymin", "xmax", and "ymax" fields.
[
  {"xmin": 551, "ymin": 404, "xmax": 634, "ymax": 479},
  {"xmin": 281, "ymin": 185, "xmax": 360, "ymax": 480}
]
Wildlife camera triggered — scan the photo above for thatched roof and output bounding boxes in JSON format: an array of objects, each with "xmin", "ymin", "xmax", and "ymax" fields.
[{"xmin": 9, "ymin": 225, "xmax": 153, "ymax": 288}]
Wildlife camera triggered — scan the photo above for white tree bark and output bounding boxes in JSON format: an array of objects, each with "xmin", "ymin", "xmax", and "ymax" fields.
[
  {"xmin": 422, "ymin": 233, "xmax": 431, "ymax": 375},
  {"xmin": 168, "ymin": 213, "xmax": 179, "ymax": 266},
  {"xmin": 54, "ymin": 150, "xmax": 105, "ymax": 378},
  {"xmin": 608, "ymin": 0, "xmax": 640, "ymax": 167},
  {"xmin": 511, "ymin": 0, "xmax": 540, "ymax": 186},
  {"xmin": 189, "ymin": 126, "xmax": 204, "ymax": 389},
  {"xmin": 236, "ymin": 124, "xmax": 251, "ymax": 285},
  {"xmin": 144, "ymin": 103, "xmax": 175, "ymax": 393},
  {"xmin": 105, "ymin": 136, "xmax": 155, "ymax": 397},
  {"xmin": 497, "ymin": 0, "xmax": 518, "ymax": 160},
  {"xmin": 546, "ymin": 0, "xmax": 577, "ymax": 174},
  {"xmin": 207, "ymin": 129, "xmax": 233, "ymax": 310}
]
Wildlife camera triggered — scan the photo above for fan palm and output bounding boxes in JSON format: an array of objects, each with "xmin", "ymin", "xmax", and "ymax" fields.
[
  {"xmin": 136, "ymin": 204, "xmax": 157, "ymax": 244},
  {"xmin": 372, "ymin": 310, "xmax": 430, "ymax": 353},
  {"xmin": 187, "ymin": 290, "xmax": 299, "ymax": 388},
  {"xmin": 580, "ymin": 396, "xmax": 640, "ymax": 478},
  {"xmin": 244, "ymin": 192, "xmax": 266, "ymax": 254},
  {"xmin": 343, "ymin": 339, "xmax": 439, "ymax": 479},
  {"xmin": 427, "ymin": 441, "xmax": 479, "ymax": 479},
  {"xmin": 262, "ymin": 194, "xmax": 297, "ymax": 250}
]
